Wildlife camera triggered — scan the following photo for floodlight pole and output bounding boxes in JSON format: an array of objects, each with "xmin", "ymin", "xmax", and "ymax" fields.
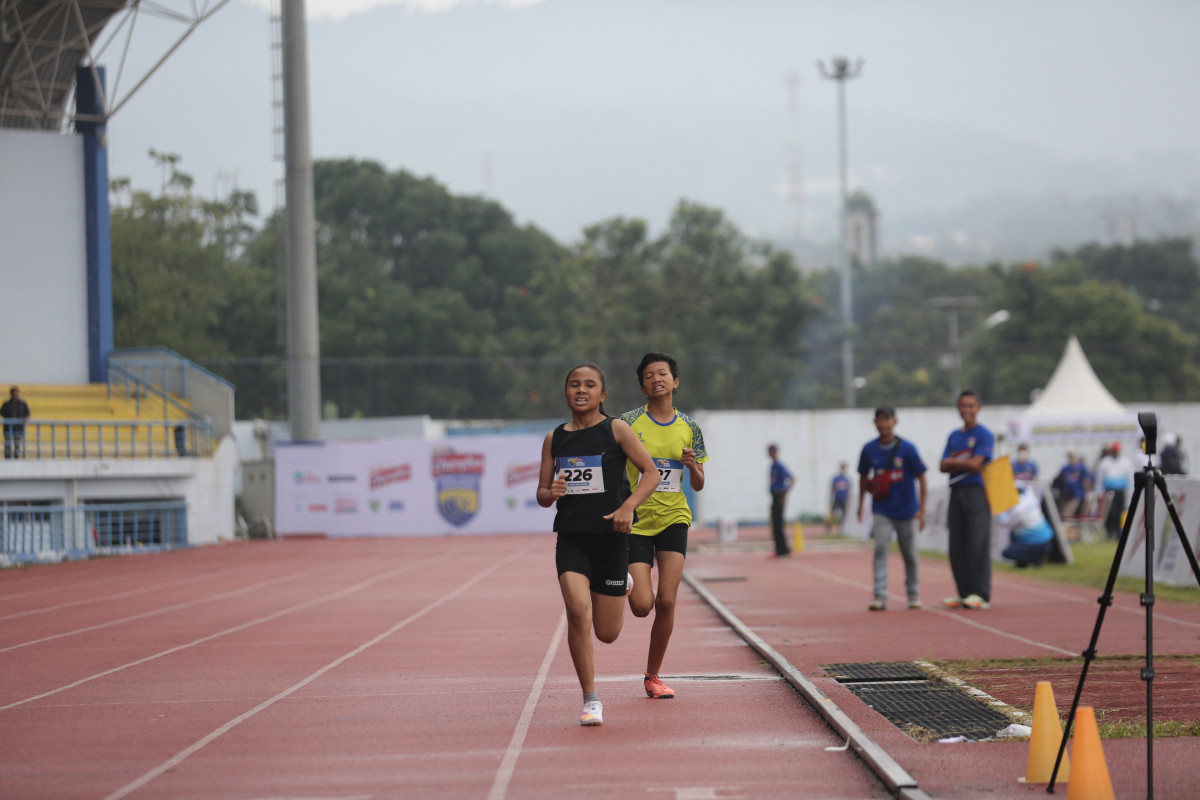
[
  {"xmin": 818, "ymin": 57, "xmax": 863, "ymax": 408},
  {"xmin": 281, "ymin": 0, "xmax": 322, "ymax": 440}
]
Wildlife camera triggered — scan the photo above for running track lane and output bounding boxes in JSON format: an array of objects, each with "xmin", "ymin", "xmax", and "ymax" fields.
[{"xmin": 1, "ymin": 537, "xmax": 891, "ymax": 799}]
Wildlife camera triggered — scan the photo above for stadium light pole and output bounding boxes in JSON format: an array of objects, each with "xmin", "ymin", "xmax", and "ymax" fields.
[
  {"xmin": 818, "ymin": 57, "xmax": 863, "ymax": 408},
  {"xmin": 281, "ymin": 0, "xmax": 322, "ymax": 441}
]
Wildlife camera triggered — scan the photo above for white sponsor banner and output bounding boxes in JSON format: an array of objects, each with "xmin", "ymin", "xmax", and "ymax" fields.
[
  {"xmin": 1119, "ymin": 476, "xmax": 1200, "ymax": 588},
  {"xmin": 1006, "ymin": 412, "xmax": 1140, "ymax": 444},
  {"xmin": 274, "ymin": 436, "xmax": 554, "ymax": 536}
]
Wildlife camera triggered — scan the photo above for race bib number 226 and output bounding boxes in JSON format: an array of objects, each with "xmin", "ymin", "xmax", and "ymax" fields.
[{"xmin": 555, "ymin": 455, "xmax": 605, "ymax": 494}]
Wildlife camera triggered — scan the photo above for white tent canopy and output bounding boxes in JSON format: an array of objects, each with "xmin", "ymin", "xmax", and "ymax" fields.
[{"xmin": 1007, "ymin": 336, "xmax": 1140, "ymax": 444}]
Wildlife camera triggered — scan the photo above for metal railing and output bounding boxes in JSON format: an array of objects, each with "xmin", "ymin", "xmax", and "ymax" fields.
[
  {"xmin": 0, "ymin": 501, "xmax": 189, "ymax": 564},
  {"xmin": 2, "ymin": 419, "xmax": 214, "ymax": 459},
  {"xmin": 107, "ymin": 360, "xmax": 205, "ymax": 423}
]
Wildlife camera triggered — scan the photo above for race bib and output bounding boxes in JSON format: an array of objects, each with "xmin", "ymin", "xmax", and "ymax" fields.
[
  {"xmin": 654, "ymin": 457, "xmax": 684, "ymax": 493},
  {"xmin": 555, "ymin": 455, "xmax": 605, "ymax": 494}
]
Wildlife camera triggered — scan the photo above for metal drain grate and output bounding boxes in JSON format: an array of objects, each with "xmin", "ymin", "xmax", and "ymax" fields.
[
  {"xmin": 822, "ymin": 661, "xmax": 1012, "ymax": 740},
  {"xmin": 822, "ymin": 661, "xmax": 928, "ymax": 682},
  {"xmin": 844, "ymin": 682, "xmax": 1011, "ymax": 740}
]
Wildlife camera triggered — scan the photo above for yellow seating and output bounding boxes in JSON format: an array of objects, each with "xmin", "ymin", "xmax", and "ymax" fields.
[
  {"xmin": 18, "ymin": 384, "xmax": 192, "ymax": 421},
  {"xmin": 6, "ymin": 384, "xmax": 197, "ymax": 458}
]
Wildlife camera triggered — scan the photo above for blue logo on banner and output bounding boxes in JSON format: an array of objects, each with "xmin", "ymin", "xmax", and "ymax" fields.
[{"xmin": 432, "ymin": 449, "xmax": 486, "ymax": 527}]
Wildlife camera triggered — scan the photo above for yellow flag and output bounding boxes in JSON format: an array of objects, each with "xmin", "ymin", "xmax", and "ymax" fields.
[{"xmin": 982, "ymin": 454, "xmax": 1019, "ymax": 513}]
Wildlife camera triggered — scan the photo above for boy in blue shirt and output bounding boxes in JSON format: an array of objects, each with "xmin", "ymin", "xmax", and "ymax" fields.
[
  {"xmin": 939, "ymin": 390, "xmax": 995, "ymax": 609},
  {"xmin": 857, "ymin": 407, "xmax": 927, "ymax": 610},
  {"xmin": 1012, "ymin": 444, "xmax": 1038, "ymax": 482},
  {"xmin": 767, "ymin": 444, "xmax": 793, "ymax": 557},
  {"xmin": 829, "ymin": 463, "xmax": 852, "ymax": 533}
]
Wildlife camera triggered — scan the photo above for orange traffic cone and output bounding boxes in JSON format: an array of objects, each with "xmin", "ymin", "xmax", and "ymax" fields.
[
  {"xmin": 1022, "ymin": 681, "xmax": 1070, "ymax": 783},
  {"xmin": 1066, "ymin": 706, "xmax": 1114, "ymax": 800}
]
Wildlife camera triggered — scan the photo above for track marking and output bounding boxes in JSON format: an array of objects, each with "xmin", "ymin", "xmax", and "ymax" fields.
[
  {"xmin": 99, "ymin": 543, "xmax": 534, "ymax": 800},
  {"xmin": 0, "ymin": 550, "xmax": 460, "ymax": 710},
  {"xmin": 487, "ymin": 610, "xmax": 566, "ymax": 800},
  {"xmin": 0, "ymin": 564, "xmax": 324, "ymax": 622},
  {"xmin": 0, "ymin": 568, "xmax": 321, "ymax": 653},
  {"xmin": 785, "ymin": 559, "xmax": 1078, "ymax": 656}
]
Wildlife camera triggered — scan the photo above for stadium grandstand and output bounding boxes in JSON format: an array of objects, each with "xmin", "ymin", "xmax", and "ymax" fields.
[{"xmin": 1, "ymin": 1, "xmax": 237, "ymax": 565}]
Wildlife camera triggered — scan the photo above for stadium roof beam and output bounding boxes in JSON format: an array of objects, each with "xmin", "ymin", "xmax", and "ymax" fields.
[{"xmin": 0, "ymin": 0, "xmax": 232, "ymax": 131}]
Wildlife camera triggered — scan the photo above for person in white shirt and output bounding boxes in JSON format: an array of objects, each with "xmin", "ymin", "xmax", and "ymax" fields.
[{"xmin": 1094, "ymin": 442, "xmax": 1134, "ymax": 540}]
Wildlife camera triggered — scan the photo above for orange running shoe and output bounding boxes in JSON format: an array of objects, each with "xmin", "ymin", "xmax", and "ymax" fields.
[{"xmin": 644, "ymin": 673, "xmax": 676, "ymax": 699}]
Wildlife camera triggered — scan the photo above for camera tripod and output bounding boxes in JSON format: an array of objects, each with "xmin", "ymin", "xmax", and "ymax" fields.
[{"xmin": 1048, "ymin": 414, "xmax": 1200, "ymax": 798}]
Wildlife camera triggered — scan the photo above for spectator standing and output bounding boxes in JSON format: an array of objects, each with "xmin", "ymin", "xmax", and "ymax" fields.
[
  {"xmin": 1012, "ymin": 444, "xmax": 1038, "ymax": 482},
  {"xmin": 829, "ymin": 463, "xmax": 852, "ymax": 532},
  {"xmin": 1053, "ymin": 452, "xmax": 1091, "ymax": 518},
  {"xmin": 1095, "ymin": 442, "xmax": 1134, "ymax": 540},
  {"xmin": 767, "ymin": 444, "xmax": 793, "ymax": 558},
  {"xmin": 1160, "ymin": 433, "xmax": 1186, "ymax": 475},
  {"xmin": 1, "ymin": 386, "xmax": 30, "ymax": 459},
  {"xmin": 939, "ymin": 390, "xmax": 994, "ymax": 610},
  {"xmin": 856, "ymin": 407, "xmax": 927, "ymax": 611},
  {"xmin": 998, "ymin": 484, "xmax": 1054, "ymax": 568}
]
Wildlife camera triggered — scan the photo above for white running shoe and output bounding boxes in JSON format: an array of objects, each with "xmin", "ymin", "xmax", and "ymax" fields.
[
  {"xmin": 626, "ymin": 572, "xmax": 634, "ymax": 596},
  {"xmin": 580, "ymin": 699, "xmax": 603, "ymax": 726}
]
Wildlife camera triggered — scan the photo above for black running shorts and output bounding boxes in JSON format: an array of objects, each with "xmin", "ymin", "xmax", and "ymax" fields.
[
  {"xmin": 555, "ymin": 530, "xmax": 630, "ymax": 597},
  {"xmin": 628, "ymin": 522, "xmax": 688, "ymax": 565}
]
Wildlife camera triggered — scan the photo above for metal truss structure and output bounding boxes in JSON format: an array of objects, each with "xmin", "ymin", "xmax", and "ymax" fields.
[{"xmin": 0, "ymin": 0, "xmax": 231, "ymax": 131}]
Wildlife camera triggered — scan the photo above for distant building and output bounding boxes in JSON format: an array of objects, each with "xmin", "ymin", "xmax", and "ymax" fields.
[{"xmin": 844, "ymin": 190, "xmax": 879, "ymax": 266}]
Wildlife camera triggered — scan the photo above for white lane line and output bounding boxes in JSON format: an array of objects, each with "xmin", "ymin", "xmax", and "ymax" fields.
[
  {"xmin": 0, "ymin": 564, "xmax": 321, "ymax": 622},
  {"xmin": 487, "ymin": 610, "xmax": 567, "ymax": 800},
  {"xmin": 0, "ymin": 568, "xmax": 321, "ymax": 654},
  {"xmin": 787, "ymin": 559, "xmax": 1077, "ymax": 656},
  {"xmin": 991, "ymin": 572, "xmax": 1200, "ymax": 630},
  {"xmin": 99, "ymin": 544, "xmax": 533, "ymax": 800},
  {"xmin": 0, "ymin": 550, "xmax": 459, "ymax": 710}
]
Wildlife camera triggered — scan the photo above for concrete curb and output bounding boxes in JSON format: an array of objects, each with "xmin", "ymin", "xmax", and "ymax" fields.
[{"xmin": 683, "ymin": 568, "xmax": 927, "ymax": 800}]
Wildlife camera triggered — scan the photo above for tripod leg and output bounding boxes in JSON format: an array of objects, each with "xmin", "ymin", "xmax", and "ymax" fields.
[
  {"xmin": 1143, "ymin": 474, "xmax": 1157, "ymax": 799},
  {"xmin": 1047, "ymin": 475, "xmax": 1146, "ymax": 793}
]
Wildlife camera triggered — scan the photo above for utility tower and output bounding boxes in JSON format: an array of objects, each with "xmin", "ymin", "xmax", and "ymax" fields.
[{"xmin": 818, "ymin": 56, "xmax": 864, "ymax": 408}]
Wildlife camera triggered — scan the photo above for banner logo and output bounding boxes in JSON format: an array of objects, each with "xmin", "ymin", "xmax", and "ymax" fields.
[
  {"xmin": 432, "ymin": 449, "xmax": 485, "ymax": 527},
  {"xmin": 505, "ymin": 462, "xmax": 540, "ymax": 487},
  {"xmin": 370, "ymin": 464, "xmax": 412, "ymax": 490}
]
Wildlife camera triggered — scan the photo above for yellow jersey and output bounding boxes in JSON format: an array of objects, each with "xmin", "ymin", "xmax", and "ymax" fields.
[{"xmin": 620, "ymin": 405, "xmax": 709, "ymax": 535}]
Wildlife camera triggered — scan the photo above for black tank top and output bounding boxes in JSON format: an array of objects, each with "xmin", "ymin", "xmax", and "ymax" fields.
[{"xmin": 550, "ymin": 416, "xmax": 634, "ymax": 533}]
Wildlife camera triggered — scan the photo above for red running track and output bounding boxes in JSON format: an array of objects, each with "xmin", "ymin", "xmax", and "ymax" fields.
[{"xmin": 0, "ymin": 536, "xmax": 890, "ymax": 800}]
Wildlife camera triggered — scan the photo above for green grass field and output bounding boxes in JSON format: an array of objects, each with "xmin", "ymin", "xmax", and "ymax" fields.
[{"xmin": 996, "ymin": 540, "xmax": 1200, "ymax": 606}]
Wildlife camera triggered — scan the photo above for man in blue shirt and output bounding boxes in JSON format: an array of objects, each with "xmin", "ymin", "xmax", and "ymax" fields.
[
  {"xmin": 857, "ymin": 407, "xmax": 927, "ymax": 610},
  {"xmin": 939, "ymin": 390, "xmax": 995, "ymax": 610},
  {"xmin": 1012, "ymin": 444, "xmax": 1038, "ymax": 482},
  {"xmin": 1054, "ymin": 452, "xmax": 1092, "ymax": 518},
  {"xmin": 829, "ymin": 463, "xmax": 852, "ymax": 533},
  {"xmin": 767, "ymin": 443, "xmax": 794, "ymax": 558}
]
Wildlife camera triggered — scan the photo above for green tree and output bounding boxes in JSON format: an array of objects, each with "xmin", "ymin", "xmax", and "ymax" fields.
[{"xmin": 110, "ymin": 151, "xmax": 258, "ymax": 360}]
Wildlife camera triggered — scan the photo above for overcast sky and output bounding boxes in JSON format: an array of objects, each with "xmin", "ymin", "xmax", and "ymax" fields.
[{"xmin": 103, "ymin": 0, "xmax": 1200, "ymax": 249}]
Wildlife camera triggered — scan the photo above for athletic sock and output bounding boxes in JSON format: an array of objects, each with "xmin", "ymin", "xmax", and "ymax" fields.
[{"xmin": 583, "ymin": 691, "xmax": 599, "ymax": 704}]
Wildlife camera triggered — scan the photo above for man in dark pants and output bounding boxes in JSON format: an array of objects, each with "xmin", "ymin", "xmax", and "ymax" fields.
[
  {"xmin": 1, "ymin": 386, "xmax": 31, "ymax": 459},
  {"xmin": 939, "ymin": 390, "xmax": 994, "ymax": 609},
  {"xmin": 767, "ymin": 443, "xmax": 794, "ymax": 558}
]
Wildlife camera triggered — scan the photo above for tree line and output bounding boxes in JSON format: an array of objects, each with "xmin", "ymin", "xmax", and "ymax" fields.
[{"xmin": 109, "ymin": 153, "xmax": 1200, "ymax": 420}]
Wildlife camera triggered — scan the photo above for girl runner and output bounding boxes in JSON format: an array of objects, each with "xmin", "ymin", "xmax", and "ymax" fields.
[
  {"xmin": 621, "ymin": 352, "xmax": 708, "ymax": 699},
  {"xmin": 537, "ymin": 363, "xmax": 657, "ymax": 726}
]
